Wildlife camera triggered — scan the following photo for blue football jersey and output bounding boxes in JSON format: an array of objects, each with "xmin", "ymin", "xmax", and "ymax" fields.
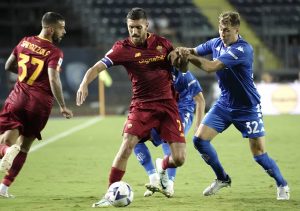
[
  {"xmin": 195, "ymin": 36, "xmax": 260, "ymax": 108},
  {"xmin": 171, "ymin": 68, "xmax": 202, "ymax": 113}
]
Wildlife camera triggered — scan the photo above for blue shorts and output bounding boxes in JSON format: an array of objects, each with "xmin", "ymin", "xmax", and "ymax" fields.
[
  {"xmin": 202, "ymin": 103, "xmax": 265, "ymax": 138},
  {"xmin": 150, "ymin": 109, "xmax": 194, "ymax": 146}
]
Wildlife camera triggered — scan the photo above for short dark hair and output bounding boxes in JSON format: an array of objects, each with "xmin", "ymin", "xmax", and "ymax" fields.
[
  {"xmin": 219, "ymin": 11, "xmax": 240, "ymax": 27},
  {"xmin": 42, "ymin": 12, "xmax": 65, "ymax": 26},
  {"xmin": 126, "ymin": 8, "xmax": 147, "ymax": 20}
]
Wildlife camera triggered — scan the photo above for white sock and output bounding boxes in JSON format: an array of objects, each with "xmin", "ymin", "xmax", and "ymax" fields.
[
  {"xmin": 149, "ymin": 173, "xmax": 159, "ymax": 185},
  {"xmin": 0, "ymin": 183, "xmax": 8, "ymax": 193}
]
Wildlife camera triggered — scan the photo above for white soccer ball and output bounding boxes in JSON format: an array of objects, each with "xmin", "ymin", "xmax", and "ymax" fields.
[{"xmin": 106, "ymin": 181, "xmax": 134, "ymax": 207}]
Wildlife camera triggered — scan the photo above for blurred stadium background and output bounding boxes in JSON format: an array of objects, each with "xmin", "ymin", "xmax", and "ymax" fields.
[{"xmin": 0, "ymin": 0, "xmax": 300, "ymax": 116}]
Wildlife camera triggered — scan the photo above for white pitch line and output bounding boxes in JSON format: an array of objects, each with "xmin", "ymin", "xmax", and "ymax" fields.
[{"xmin": 30, "ymin": 117, "xmax": 102, "ymax": 153}]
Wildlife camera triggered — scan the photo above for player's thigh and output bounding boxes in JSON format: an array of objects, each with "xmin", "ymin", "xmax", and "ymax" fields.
[
  {"xmin": 119, "ymin": 133, "xmax": 140, "ymax": 155},
  {"xmin": 197, "ymin": 104, "xmax": 230, "ymax": 140},
  {"xmin": 195, "ymin": 124, "xmax": 219, "ymax": 140}
]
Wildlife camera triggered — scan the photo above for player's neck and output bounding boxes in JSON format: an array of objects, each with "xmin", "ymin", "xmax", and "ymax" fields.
[
  {"xmin": 224, "ymin": 36, "xmax": 239, "ymax": 47},
  {"xmin": 38, "ymin": 31, "xmax": 53, "ymax": 43}
]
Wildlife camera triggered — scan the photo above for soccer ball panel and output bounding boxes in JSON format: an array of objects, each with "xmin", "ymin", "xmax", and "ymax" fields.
[{"xmin": 106, "ymin": 181, "xmax": 134, "ymax": 207}]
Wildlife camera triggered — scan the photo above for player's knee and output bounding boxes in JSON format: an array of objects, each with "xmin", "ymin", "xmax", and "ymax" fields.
[
  {"xmin": 173, "ymin": 154, "xmax": 186, "ymax": 167},
  {"xmin": 193, "ymin": 136, "xmax": 205, "ymax": 153},
  {"xmin": 0, "ymin": 137, "xmax": 14, "ymax": 146}
]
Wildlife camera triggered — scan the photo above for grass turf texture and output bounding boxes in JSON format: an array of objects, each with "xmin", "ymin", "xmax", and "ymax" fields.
[{"xmin": 0, "ymin": 115, "xmax": 299, "ymax": 211}]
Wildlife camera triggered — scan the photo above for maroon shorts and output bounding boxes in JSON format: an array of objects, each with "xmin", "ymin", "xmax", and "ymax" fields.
[
  {"xmin": 123, "ymin": 99, "xmax": 185, "ymax": 143},
  {"xmin": 0, "ymin": 103, "xmax": 50, "ymax": 140}
]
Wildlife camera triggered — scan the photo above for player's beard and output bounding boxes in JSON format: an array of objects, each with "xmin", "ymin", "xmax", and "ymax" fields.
[
  {"xmin": 52, "ymin": 33, "xmax": 63, "ymax": 44},
  {"xmin": 131, "ymin": 34, "xmax": 146, "ymax": 46}
]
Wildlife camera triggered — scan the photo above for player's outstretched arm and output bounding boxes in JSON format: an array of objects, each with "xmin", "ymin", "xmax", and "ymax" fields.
[
  {"xmin": 5, "ymin": 54, "xmax": 18, "ymax": 74},
  {"xmin": 48, "ymin": 68, "xmax": 73, "ymax": 119},
  {"xmin": 188, "ymin": 54, "xmax": 225, "ymax": 73},
  {"xmin": 193, "ymin": 92, "xmax": 205, "ymax": 133},
  {"xmin": 76, "ymin": 61, "xmax": 106, "ymax": 106}
]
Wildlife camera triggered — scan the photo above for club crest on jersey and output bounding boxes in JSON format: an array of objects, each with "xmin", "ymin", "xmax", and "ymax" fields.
[
  {"xmin": 156, "ymin": 45, "xmax": 163, "ymax": 53},
  {"xmin": 135, "ymin": 52, "xmax": 141, "ymax": 58}
]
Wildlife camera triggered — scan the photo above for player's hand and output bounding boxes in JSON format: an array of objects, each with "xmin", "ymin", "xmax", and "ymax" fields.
[
  {"xmin": 60, "ymin": 107, "xmax": 73, "ymax": 119},
  {"xmin": 76, "ymin": 84, "xmax": 88, "ymax": 106},
  {"xmin": 175, "ymin": 47, "xmax": 191, "ymax": 59}
]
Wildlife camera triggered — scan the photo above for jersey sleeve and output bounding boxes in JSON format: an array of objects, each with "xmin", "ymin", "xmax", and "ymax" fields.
[
  {"xmin": 12, "ymin": 38, "xmax": 25, "ymax": 56},
  {"xmin": 163, "ymin": 38, "xmax": 174, "ymax": 54},
  {"xmin": 184, "ymin": 71, "xmax": 202, "ymax": 97},
  {"xmin": 48, "ymin": 48, "xmax": 64, "ymax": 71},
  {"xmin": 194, "ymin": 38, "xmax": 216, "ymax": 56},
  {"xmin": 217, "ymin": 44, "xmax": 251, "ymax": 69},
  {"xmin": 100, "ymin": 41, "xmax": 123, "ymax": 68}
]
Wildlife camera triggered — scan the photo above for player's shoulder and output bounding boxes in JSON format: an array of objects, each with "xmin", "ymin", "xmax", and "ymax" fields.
[
  {"xmin": 233, "ymin": 36, "xmax": 253, "ymax": 52},
  {"xmin": 151, "ymin": 33, "xmax": 169, "ymax": 42},
  {"xmin": 111, "ymin": 39, "xmax": 129, "ymax": 51},
  {"xmin": 150, "ymin": 33, "xmax": 173, "ymax": 47},
  {"xmin": 205, "ymin": 37, "xmax": 223, "ymax": 49}
]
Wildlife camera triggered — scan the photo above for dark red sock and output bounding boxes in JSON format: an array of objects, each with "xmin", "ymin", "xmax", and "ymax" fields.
[
  {"xmin": 162, "ymin": 155, "xmax": 177, "ymax": 170},
  {"xmin": 0, "ymin": 144, "xmax": 9, "ymax": 158},
  {"xmin": 108, "ymin": 167, "xmax": 125, "ymax": 187},
  {"xmin": 2, "ymin": 151, "xmax": 27, "ymax": 187}
]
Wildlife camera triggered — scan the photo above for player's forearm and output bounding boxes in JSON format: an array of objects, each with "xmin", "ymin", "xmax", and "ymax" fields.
[
  {"xmin": 188, "ymin": 55, "xmax": 220, "ymax": 73},
  {"xmin": 50, "ymin": 77, "xmax": 66, "ymax": 108},
  {"xmin": 80, "ymin": 63, "xmax": 104, "ymax": 88}
]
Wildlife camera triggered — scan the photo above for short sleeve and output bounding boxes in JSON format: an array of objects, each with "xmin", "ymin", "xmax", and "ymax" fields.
[
  {"xmin": 100, "ymin": 41, "xmax": 123, "ymax": 68},
  {"xmin": 184, "ymin": 71, "xmax": 202, "ymax": 96},
  {"xmin": 195, "ymin": 38, "xmax": 216, "ymax": 56},
  {"xmin": 48, "ymin": 49, "xmax": 64, "ymax": 71},
  {"xmin": 12, "ymin": 38, "xmax": 25, "ymax": 56},
  {"xmin": 163, "ymin": 38, "xmax": 174, "ymax": 54},
  {"xmin": 217, "ymin": 44, "xmax": 251, "ymax": 68}
]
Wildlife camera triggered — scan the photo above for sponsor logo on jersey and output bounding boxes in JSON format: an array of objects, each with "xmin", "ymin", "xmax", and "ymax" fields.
[
  {"xmin": 58, "ymin": 57, "xmax": 63, "ymax": 66},
  {"xmin": 138, "ymin": 55, "xmax": 165, "ymax": 64},
  {"xmin": 56, "ymin": 57, "xmax": 63, "ymax": 71},
  {"xmin": 236, "ymin": 46, "xmax": 244, "ymax": 53},
  {"xmin": 135, "ymin": 52, "xmax": 141, "ymax": 58}
]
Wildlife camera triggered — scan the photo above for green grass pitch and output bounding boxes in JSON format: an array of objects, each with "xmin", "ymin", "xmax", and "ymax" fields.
[{"xmin": 0, "ymin": 115, "xmax": 299, "ymax": 210}]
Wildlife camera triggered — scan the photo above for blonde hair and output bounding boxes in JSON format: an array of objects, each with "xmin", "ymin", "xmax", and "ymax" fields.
[{"xmin": 219, "ymin": 11, "xmax": 240, "ymax": 27}]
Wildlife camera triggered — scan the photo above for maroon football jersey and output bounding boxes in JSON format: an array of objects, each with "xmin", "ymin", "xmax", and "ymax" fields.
[
  {"xmin": 101, "ymin": 33, "xmax": 174, "ymax": 102},
  {"xmin": 6, "ymin": 36, "xmax": 63, "ymax": 112}
]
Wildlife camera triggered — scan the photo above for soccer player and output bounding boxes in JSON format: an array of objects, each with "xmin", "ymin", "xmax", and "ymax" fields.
[
  {"xmin": 134, "ymin": 67, "xmax": 205, "ymax": 198},
  {"xmin": 175, "ymin": 11, "xmax": 290, "ymax": 200},
  {"xmin": 0, "ymin": 12, "xmax": 73, "ymax": 198},
  {"xmin": 76, "ymin": 8, "xmax": 186, "ymax": 207}
]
